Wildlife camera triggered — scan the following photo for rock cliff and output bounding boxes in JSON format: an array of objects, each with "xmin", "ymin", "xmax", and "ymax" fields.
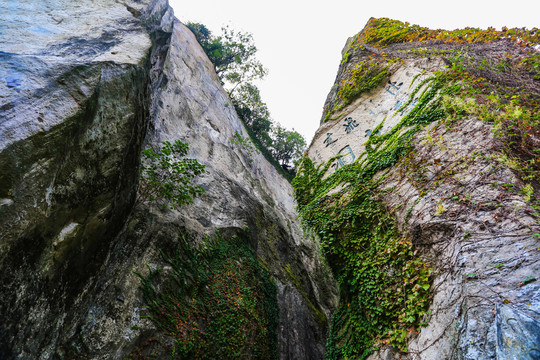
[
  {"xmin": 0, "ymin": 1, "xmax": 336, "ymax": 359},
  {"xmin": 296, "ymin": 18, "xmax": 540, "ymax": 359}
]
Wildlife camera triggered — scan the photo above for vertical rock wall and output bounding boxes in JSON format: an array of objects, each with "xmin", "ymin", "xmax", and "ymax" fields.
[
  {"xmin": 301, "ymin": 18, "xmax": 540, "ymax": 360},
  {"xmin": 0, "ymin": 1, "xmax": 336, "ymax": 359}
]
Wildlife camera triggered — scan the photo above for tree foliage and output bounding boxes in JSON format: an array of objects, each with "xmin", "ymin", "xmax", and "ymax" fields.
[
  {"xmin": 231, "ymin": 83, "xmax": 273, "ymax": 147},
  {"xmin": 186, "ymin": 22, "xmax": 267, "ymax": 96},
  {"xmin": 186, "ymin": 22, "xmax": 306, "ymax": 178},
  {"xmin": 270, "ymin": 125, "xmax": 306, "ymax": 170}
]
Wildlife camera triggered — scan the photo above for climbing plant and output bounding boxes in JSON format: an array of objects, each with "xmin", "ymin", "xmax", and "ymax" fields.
[
  {"xmin": 135, "ymin": 231, "xmax": 278, "ymax": 360},
  {"xmin": 293, "ymin": 75, "xmax": 447, "ymax": 358},
  {"xmin": 295, "ymin": 18, "xmax": 540, "ymax": 359}
]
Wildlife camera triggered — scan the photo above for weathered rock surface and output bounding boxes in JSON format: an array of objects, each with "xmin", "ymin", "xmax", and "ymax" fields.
[
  {"xmin": 308, "ymin": 57, "xmax": 443, "ymax": 172},
  {"xmin": 377, "ymin": 117, "xmax": 540, "ymax": 360},
  {"xmin": 305, "ymin": 19, "xmax": 540, "ymax": 360},
  {"xmin": 0, "ymin": 1, "xmax": 337, "ymax": 359}
]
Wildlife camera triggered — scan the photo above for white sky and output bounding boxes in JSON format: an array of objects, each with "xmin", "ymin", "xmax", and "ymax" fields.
[{"xmin": 169, "ymin": 0, "xmax": 539, "ymax": 143}]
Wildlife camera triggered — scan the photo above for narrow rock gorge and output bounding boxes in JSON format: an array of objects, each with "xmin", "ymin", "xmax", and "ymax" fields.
[{"xmin": 1, "ymin": 2, "xmax": 539, "ymax": 360}]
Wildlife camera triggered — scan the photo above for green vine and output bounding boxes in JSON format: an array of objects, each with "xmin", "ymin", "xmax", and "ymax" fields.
[
  {"xmin": 134, "ymin": 231, "xmax": 278, "ymax": 360},
  {"xmin": 292, "ymin": 75, "xmax": 453, "ymax": 358}
]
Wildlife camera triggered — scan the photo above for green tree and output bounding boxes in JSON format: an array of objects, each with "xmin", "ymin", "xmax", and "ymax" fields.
[
  {"xmin": 186, "ymin": 22, "xmax": 266, "ymax": 96},
  {"xmin": 139, "ymin": 140, "xmax": 205, "ymax": 209},
  {"xmin": 232, "ymin": 83, "xmax": 272, "ymax": 147},
  {"xmin": 270, "ymin": 126, "xmax": 306, "ymax": 171},
  {"xmin": 185, "ymin": 22, "xmax": 212, "ymax": 47},
  {"xmin": 187, "ymin": 21, "xmax": 308, "ymax": 179}
]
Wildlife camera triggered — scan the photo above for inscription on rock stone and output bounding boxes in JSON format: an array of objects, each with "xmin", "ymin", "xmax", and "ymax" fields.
[
  {"xmin": 331, "ymin": 145, "xmax": 356, "ymax": 170},
  {"xmin": 308, "ymin": 61, "xmax": 437, "ymax": 175},
  {"xmin": 323, "ymin": 132, "xmax": 337, "ymax": 147},
  {"xmin": 343, "ymin": 117, "xmax": 359, "ymax": 134}
]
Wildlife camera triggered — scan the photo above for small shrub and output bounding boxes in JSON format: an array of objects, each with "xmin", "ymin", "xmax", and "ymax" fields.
[{"xmin": 138, "ymin": 140, "xmax": 205, "ymax": 209}]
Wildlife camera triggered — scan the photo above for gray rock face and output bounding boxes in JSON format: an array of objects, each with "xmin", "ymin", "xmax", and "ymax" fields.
[
  {"xmin": 0, "ymin": 1, "xmax": 336, "ymax": 359},
  {"xmin": 375, "ymin": 118, "xmax": 540, "ymax": 360},
  {"xmin": 306, "ymin": 22, "xmax": 540, "ymax": 360}
]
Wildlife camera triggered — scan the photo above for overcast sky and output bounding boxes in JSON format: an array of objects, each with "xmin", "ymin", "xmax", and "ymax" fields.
[{"xmin": 169, "ymin": 0, "xmax": 539, "ymax": 142}]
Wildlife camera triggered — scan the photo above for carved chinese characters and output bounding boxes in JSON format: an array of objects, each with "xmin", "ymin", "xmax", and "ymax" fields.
[
  {"xmin": 307, "ymin": 60, "xmax": 441, "ymax": 175},
  {"xmin": 343, "ymin": 117, "xmax": 359, "ymax": 134}
]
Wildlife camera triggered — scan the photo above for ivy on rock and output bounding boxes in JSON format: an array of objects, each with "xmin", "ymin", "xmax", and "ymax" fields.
[
  {"xmin": 295, "ymin": 18, "xmax": 540, "ymax": 359},
  {"xmin": 134, "ymin": 231, "xmax": 278, "ymax": 360},
  {"xmin": 293, "ymin": 74, "xmax": 450, "ymax": 358}
]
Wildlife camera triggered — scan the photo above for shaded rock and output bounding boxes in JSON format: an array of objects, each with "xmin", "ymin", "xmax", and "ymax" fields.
[
  {"xmin": 0, "ymin": 1, "xmax": 337, "ymax": 359},
  {"xmin": 497, "ymin": 304, "xmax": 540, "ymax": 360}
]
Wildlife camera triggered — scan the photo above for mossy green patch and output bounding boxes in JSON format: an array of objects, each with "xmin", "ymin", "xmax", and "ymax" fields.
[
  {"xmin": 323, "ymin": 56, "xmax": 399, "ymax": 123},
  {"xmin": 283, "ymin": 263, "xmax": 328, "ymax": 330},
  {"xmin": 337, "ymin": 61, "xmax": 390, "ymax": 107},
  {"xmin": 356, "ymin": 18, "xmax": 539, "ymax": 47},
  {"xmin": 135, "ymin": 231, "xmax": 278, "ymax": 360}
]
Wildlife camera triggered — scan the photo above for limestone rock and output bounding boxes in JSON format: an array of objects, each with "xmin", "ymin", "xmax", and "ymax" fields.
[
  {"xmin": 303, "ymin": 18, "xmax": 540, "ymax": 360},
  {"xmin": 0, "ymin": 1, "xmax": 336, "ymax": 359}
]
